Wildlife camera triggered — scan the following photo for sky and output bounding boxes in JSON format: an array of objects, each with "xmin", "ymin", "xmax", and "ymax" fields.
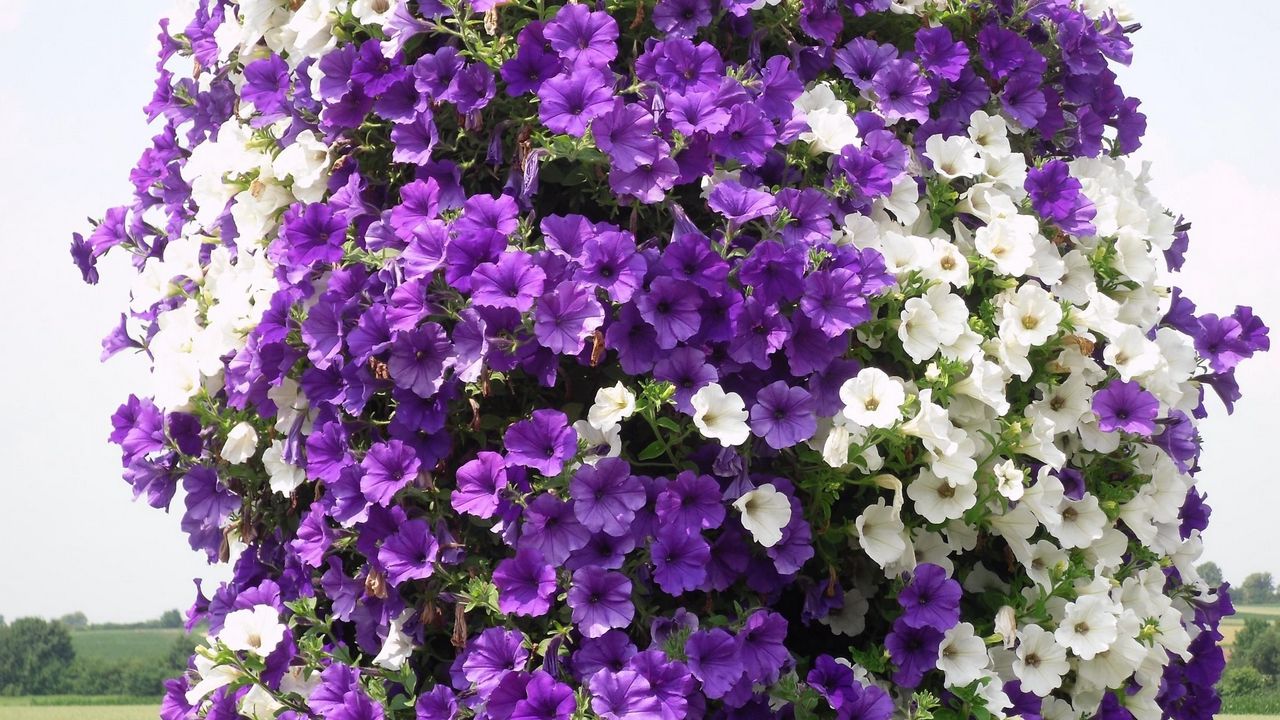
[{"xmin": 0, "ymin": 0, "xmax": 1274, "ymax": 624}]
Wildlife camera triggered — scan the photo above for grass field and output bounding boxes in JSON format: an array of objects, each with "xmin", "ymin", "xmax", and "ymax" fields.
[
  {"xmin": 0, "ymin": 697, "xmax": 159, "ymax": 720},
  {"xmin": 0, "ymin": 707, "xmax": 158, "ymax": 720},
  {"xmin": 69, "ymin": 628, "xmax": 186, "ymax": 663}
]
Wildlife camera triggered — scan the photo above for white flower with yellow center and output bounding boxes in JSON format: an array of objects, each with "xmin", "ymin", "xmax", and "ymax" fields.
[
  {"xmin": 587, "ymin": 382, "xmax": 636, "ymax": 431},
  {"xmin": 839, "ymin": 368, "xmax": 905, "ymax": 429},
  {"xmin": 733, "ymin": 484, "xmax": 792, "ymax": 548},
  {"xmin": 691, "ymin": 383, "xmax": 750, "ymax": 447},
  {"xmin": 220, "ymin": 605, "xmax": 286, "ymax": 658}
]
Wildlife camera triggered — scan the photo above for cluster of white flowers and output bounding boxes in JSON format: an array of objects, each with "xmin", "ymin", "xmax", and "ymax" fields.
[{"xmin": 677, "ymin": 105, "xmax": 1231, "ymax": 718}]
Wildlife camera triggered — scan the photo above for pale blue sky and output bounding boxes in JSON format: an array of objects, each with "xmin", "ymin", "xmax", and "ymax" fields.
[{"xmin": 0, "ymin": 0, "xmax": 1273, "ymax": 623}]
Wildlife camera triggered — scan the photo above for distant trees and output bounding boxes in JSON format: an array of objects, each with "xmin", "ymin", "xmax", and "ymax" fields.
[
  {"xmin": 57, "ymin": 612, "xmax": 89, "ymax": 629},
  {"xmin": 1241, "ymin": 573, "xmax": 1277, "ymax": 604},
  {"xmin": 0, "ymin": 612, "xmax": 196, "ymax": 697},
  {"xmin": 0, "ymin": 618, "xmax": 75, "ymax": 695}
]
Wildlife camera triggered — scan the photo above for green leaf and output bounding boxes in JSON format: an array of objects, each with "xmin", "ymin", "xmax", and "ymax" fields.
[{"xmin": 637, "ymin": 441, "xmax": 667, "ymax": 462}]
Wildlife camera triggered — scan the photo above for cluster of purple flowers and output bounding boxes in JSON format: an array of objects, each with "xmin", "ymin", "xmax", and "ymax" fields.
[{"xmin": 75, "ymin": 0, "xmax": 1269, "ymax": 719}]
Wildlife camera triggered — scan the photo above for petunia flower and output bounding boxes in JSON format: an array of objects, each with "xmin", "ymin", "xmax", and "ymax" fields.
[{"xmin": 732, "ymin": 483, "xmax": 792, "ymax": 548}]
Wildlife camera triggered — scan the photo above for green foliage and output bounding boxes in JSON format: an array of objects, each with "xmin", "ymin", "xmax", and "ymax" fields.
[
  {"xmin": 1241, "ymin": 573, "xmax": 1276, "ymax": 604},
  {"xmin": 0, "ymin": 619, "xmax": 75, "ymax": 696},
  {"xmin": 56, "ymin": 613, "xmax": 88, "ymax": 630},
  {"xmin": 1242, "ymin": 625, "xmax": 1280, "ymax": 678},
  {"xmin": 1220, "ymin": 665, "xmax": 1270, "ymax": 697},
  {"xmin": 1219, "ymin": 687, "xmax": 1280, "ymax": 715},
  {"xmin": 0, "ymin": 619, "xmax": 196, "ymax": 698}
]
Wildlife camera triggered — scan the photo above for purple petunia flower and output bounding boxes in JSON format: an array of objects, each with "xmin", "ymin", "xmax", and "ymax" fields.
[
  {"xmin": 707, "ymin": 180, "xmax": 777, "ymax": 224},
  {"xmin": 533, "ymin": 281, "xmax": 606, "ymax": 356},
  {"xmin": 504, "ymin": 409, "xmax": 578, "ymax": 476},
  {"xmin": 652, "ymin": 0, "xmax": 711, "ymax": 37},
  {"xmin": 588, "ymin": 669, "xmax": 663, "ymax": 720},
  {"xmin": 736, "ymin": 610, "xmax": 789, "ymax": 685},
  {"xmin": 388, "ymin": 322, "xmax": 454, "ymax": 398},
  {"xmin": 279, "ymin": 203, "xmax": 347, "ymax": 267},
  {"xmin": 750, "ymin": 381, "xmax": 817, "ymax": 450},
  {"xmin": 898, "ymin": 563, "xmax": 961, "ymax": 631},
  {"xmin": 580, "ymin": 231, "xmax": 647, "ymax": 303},
  {"xmin": 914, "ymin": 26, "xmax": 970, "ymax": 82},
  {"xmin": 539, "ymin": 70, "xmax": 615, "ymax": 137},
  {"xmin": 494, "ymin": 547, "xmax": 557, "ymax": 617},
  {"xmin": 568, "ymin": 568, "xmax": 634, "ymax": 638},
  {"xmin": 654, "ymin": 471, "xmax": 724, "ymax": 532},
  {"xmin": 513, "ymin": 671, "xmax": 576, "ymax": 720},
  {"xmin": 1093, "ymin": 380, "xmax": 1160, "ymax": 435},
  {"xmin": 462, "ymin": 628, "xmax": 529, "ymax": 693},
  {"xmin": 1025, "ymin": 160, "xmax": 1096, "ymax": 236},
  {"xmin": 472, "ymin": 251, "xmax": 546, "ymax": 312},
  {"xmin": 570, "ymin": 458, "xmax": 646, "ymax": 537},
  {"xmin": 544, "ymin": 4, "xmax": 619, "ymax": 68},
  {"xmin": 634, "ymin": 277, "xmax": 702, "ymax": 350},
  {"xmin": 360, "ymin": 439, "xmax": 421, "ymax": 506},
  {"xmin": 886, "ymin": 617, "xmax": 942, "ymax": 688},
  {"xmin": 649, "ymin": 525, "xmax": 709, "ymax": 595},
  {"xmin": 872, "ymin": 59, "xmax": 932, "ymax": 123},
  {"xmin": 452, "ymin": 451, "xmax": 509, "ymax": 518},
  {"xmin": 378, "ymin": 518, "xmax": 439, "ymax": 585},
  {"xmin": 521, "ymin": 493, "xmax": 592, "ymax": 565},
  {"xmin": 390, "ymin": 110, "xmax": 438, "ymax": 166},
  {"xmin": 685, "ymin": 628, "xmax": 742, "ymax": 699},
  {"xmin": 711, "ymin": 106, "xmax": 776, "ymax": 166}
]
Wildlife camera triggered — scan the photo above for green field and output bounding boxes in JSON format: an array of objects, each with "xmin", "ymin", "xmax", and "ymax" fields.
[
  {"xmin": 69, "ymin": 628, "xmax": 187, "ymax": 663},
  {"xmin": 0, "ymin": 708, "xmax": 158, "ymax": 720},
  {"xmin": 0, "ymin": 697, "xmax": 158, "ymax": 720}
]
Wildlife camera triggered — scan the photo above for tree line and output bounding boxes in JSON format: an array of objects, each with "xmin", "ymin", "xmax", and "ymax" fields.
[{"xmin": 0, "ymin": 613, "xmax": 192, "ymax": 697}]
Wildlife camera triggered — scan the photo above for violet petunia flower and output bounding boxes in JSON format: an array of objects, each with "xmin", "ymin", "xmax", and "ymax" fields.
[
  {"xmin": 897, "ymin": 563, "xmax": 961, "ymax": 631},
  {"xmin": 378, "ymin": 518, "xmax": 439, "ymax": 585},
  {"xmin": 750, "ymin": 381, "xmax": 817, "ymax": 450},
  {"xmin": 504, "ymin": 409, "xmax": 578, "ymax": 476},
  {"xmin": 494, "ymin": 547, "xmax": 558, "ymax": 617},
  {"xmin": 1093, "ymin": 380, "xmax": 1160, "ymax": 435},
  {"xmin": 568, "ymin": 568, "xmax": 634, "ymax": 638},
  {"xmin": 570, "ymin": 458, "xmax": 646, "ymax": 537}
]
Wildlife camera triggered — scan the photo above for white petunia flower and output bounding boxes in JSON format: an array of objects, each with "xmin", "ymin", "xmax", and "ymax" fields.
[
  {"xmin": 901, "ymin": 390, "xmax": 960, "ymax": 457},
  {"xmin": 1102, "ymin": 324, "xmax": 1161, "ymax": 381},
  {"xmin": 820, "ymin": 587, "xmax": 870, "ymax": 637},
  {"xmin": 572, "ymin": 420, "xmax": 622, "ymax": 466},
  {"xmin": 587, "ymin": 382, "xmax": 636, "ymax": 431},
  {"xmin": 839, "ymin": 368, "xmax": 906, "ymax": 428},
  {"xmin": 992, "ymin": 459, "xmax": 1026, "ymax": 501},
  {"xmin": 221, "ymin": 421, "xmax": 260, "ymax": 465},
  {"xmin": 908, "ymin": 469, "xmax": 977, "ymax": 524},
  {"xmin": 691, "ymin": 383, "xmax": 751, "ymax": 447},
  {"xmin": 239, "ymin": 685, "xmax": 284, "ymax": 720},
  {"xmin": 220, "ymin": 605, "xmax": 287, "ymax": 657},
  {"xmin": 186, "ymin": 652, "xmax": 241, "ymax": 705},
  {"xmin": 937, "ymin": 622, "xmax": 990, "ymax": 688},
  {"xmin": 273, "ymin": 130, "xmax": 332, "ymax": 204},
  {"xmin": 1055, "ymin": 594, "xmax": 1119, "ymax": 661},
  {"xmin": 968, "ymin": 110, "xmax": 1012, "ymax": 157},
  {"xmin": 263, "ymin": 440, "xmax": 307, "ymax": 495},
  {"xmin": 374, "ymin": 610, "xmax": 415, "ymax": 670},
  {"xmin": 1012, "ymin": 624, "xmax": 1071, "ymax": 697},
  {"xmin": 975, "ymin": 215, "xmax": 1038, "ymax": 276},
  {"xmin": 855, "ymin": 498, "xmax": 908, "ymax": 568},
  {"xmin": 733, "ymin": 484, "xmax": 792, "ymax": 548},
  {"xmin": 921, "ymin": 237, "xmax": 971, "ymax": 288},
  {"xmin": 1047, "ymin": 494, "xmax": 1108, "ymax": 549},
  {"xmin": 1000, "ymin": 284, "xmax": 1064, "ymax": 348},
  {"xmin": 994, "ymin": 606, "xmax": 1018, "ymax": 649},
  {"xmin": 925, "ymin": 134, "xmax": 985, "ymax": 180}
]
